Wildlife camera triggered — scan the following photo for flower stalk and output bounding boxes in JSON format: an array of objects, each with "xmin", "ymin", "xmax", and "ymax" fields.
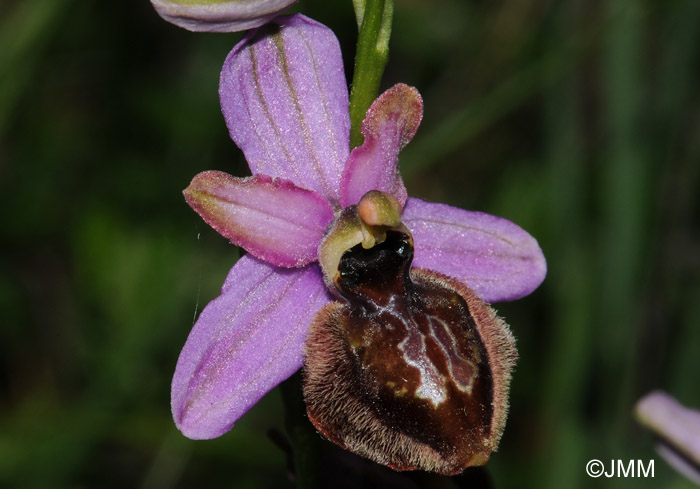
[
  {"xmin": 280, "ymin": 374, "xmax": 322, "ymax": 489},
  {"xmin": 349, "ymin": 0, "xmax": 394, "ymax": 148}
]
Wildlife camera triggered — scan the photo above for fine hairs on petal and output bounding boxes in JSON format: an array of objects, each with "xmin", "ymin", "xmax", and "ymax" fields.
[
  {"xmin": 172, "ymin": 256, "xmax": 331, "ymax": 439},
  {"xmin": 183, "ymin": 172, "xmax": 334, "ymax": 268},
  {"xmin": 403, "ymin": 198, "xmax": 547, "ymax": 303},
  {"xmin": 304, "ymin": 302, "xmax": 448, "ymax": 472},
  {"xmin": 220, "ymin": 14, "xmax": 350, "ymax": 204}
]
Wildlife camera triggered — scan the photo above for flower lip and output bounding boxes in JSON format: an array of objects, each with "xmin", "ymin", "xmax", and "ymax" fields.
[{"xmin": 304, "ymin": 232, "xmax": 518, "ymax": 474}]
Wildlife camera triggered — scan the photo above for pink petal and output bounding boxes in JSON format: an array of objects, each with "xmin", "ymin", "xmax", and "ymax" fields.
[
  {"xmin": 402, "ymin": 198, "xmax": 546, "ymax": 303},
  {"xmin": 220, "ymin": 14, "xmax": 350, "ymax": 204},
  {"xmin": 150, "ymin": 0, "xmax": 298, "ymax": 33},
  {"xmin": 636, "ymin": 391, "xmax": 700, "ymax": 467},
  {"xmin": 184, "ymin": 171, "xmax": 334, "ymax": 268},
  {"xmin": 171, "ymin": 255, "xmax": 331, "ymax": 439},
  {"xmin": 340, "ymin": 84, "xmax": 422, "ymax": 208}
]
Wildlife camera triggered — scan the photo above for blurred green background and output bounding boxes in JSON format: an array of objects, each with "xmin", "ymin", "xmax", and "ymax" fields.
[{"xmin": 1, "ymin": 0, "xmax": 699, "ymax": 488}]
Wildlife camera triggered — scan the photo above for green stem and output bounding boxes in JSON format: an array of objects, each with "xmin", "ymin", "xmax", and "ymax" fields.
[
  {"xmin": 280, "ymin": 373, "xmax": 321, "ymax": 489},
  {"xmin": 349, "ymin": 0, "xmax": 394, "ymax": 148}
]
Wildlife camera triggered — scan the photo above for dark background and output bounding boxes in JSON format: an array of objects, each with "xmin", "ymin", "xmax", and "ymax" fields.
[{"xmin": 2, "ymin": 0, "xmax": 699, "ymax": 487}]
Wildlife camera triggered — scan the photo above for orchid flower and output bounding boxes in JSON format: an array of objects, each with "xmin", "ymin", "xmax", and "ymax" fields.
[{"xmin": 173, "ymin": 13, "xmax": 546, "ymax": 466}]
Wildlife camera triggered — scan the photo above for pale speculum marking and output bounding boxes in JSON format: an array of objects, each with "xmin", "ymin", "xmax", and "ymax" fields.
[
  {"xmin": 428, "ymin": 316, "xmax": 479, "ymax": 395},
  {"xmin": 371, "ymin": 298, "xmax": 479, "ymax": 409},
  {"xmin": 398, "ymin": 319, "xmax": 447, "ymax": 407}
]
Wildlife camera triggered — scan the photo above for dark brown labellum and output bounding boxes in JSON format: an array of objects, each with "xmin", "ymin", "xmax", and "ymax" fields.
[{"xmin": 304, "ymin": 230, "xmax": 517, "ymax": 475}]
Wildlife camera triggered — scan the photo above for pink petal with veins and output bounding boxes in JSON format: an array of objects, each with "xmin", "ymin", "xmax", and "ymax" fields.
[
  {"xmin": 403, "ymin": 197, "xmax": 546, "ymax": 303},
  {"xmin": 340, "ymin": 84, "xmax": 422, "ymax": 208},
  {"xmin": 172, "ymin": 255, "xmax": 331, "ymax": 439},
  {"xmin": 184, "ymin": 171, "xmax": 334, "ymax": 267},
  {"xmin": 220, "ymin": 15, "xmax": 350, "ymax": 204}
]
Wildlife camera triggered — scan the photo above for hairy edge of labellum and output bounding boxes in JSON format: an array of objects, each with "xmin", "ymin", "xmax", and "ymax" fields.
[
  {"xmin": 304, "ymin": 267, "xmax": 517, "ymax": 474},
  {"xmin": 303, "ymin": 191, "xmax": 517, "ymax": 475}
]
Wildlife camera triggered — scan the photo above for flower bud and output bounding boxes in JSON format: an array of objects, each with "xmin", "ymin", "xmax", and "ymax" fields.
[{"xmin": 150, "ymin": 0, "xmax": 298, "ymax": 33}]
